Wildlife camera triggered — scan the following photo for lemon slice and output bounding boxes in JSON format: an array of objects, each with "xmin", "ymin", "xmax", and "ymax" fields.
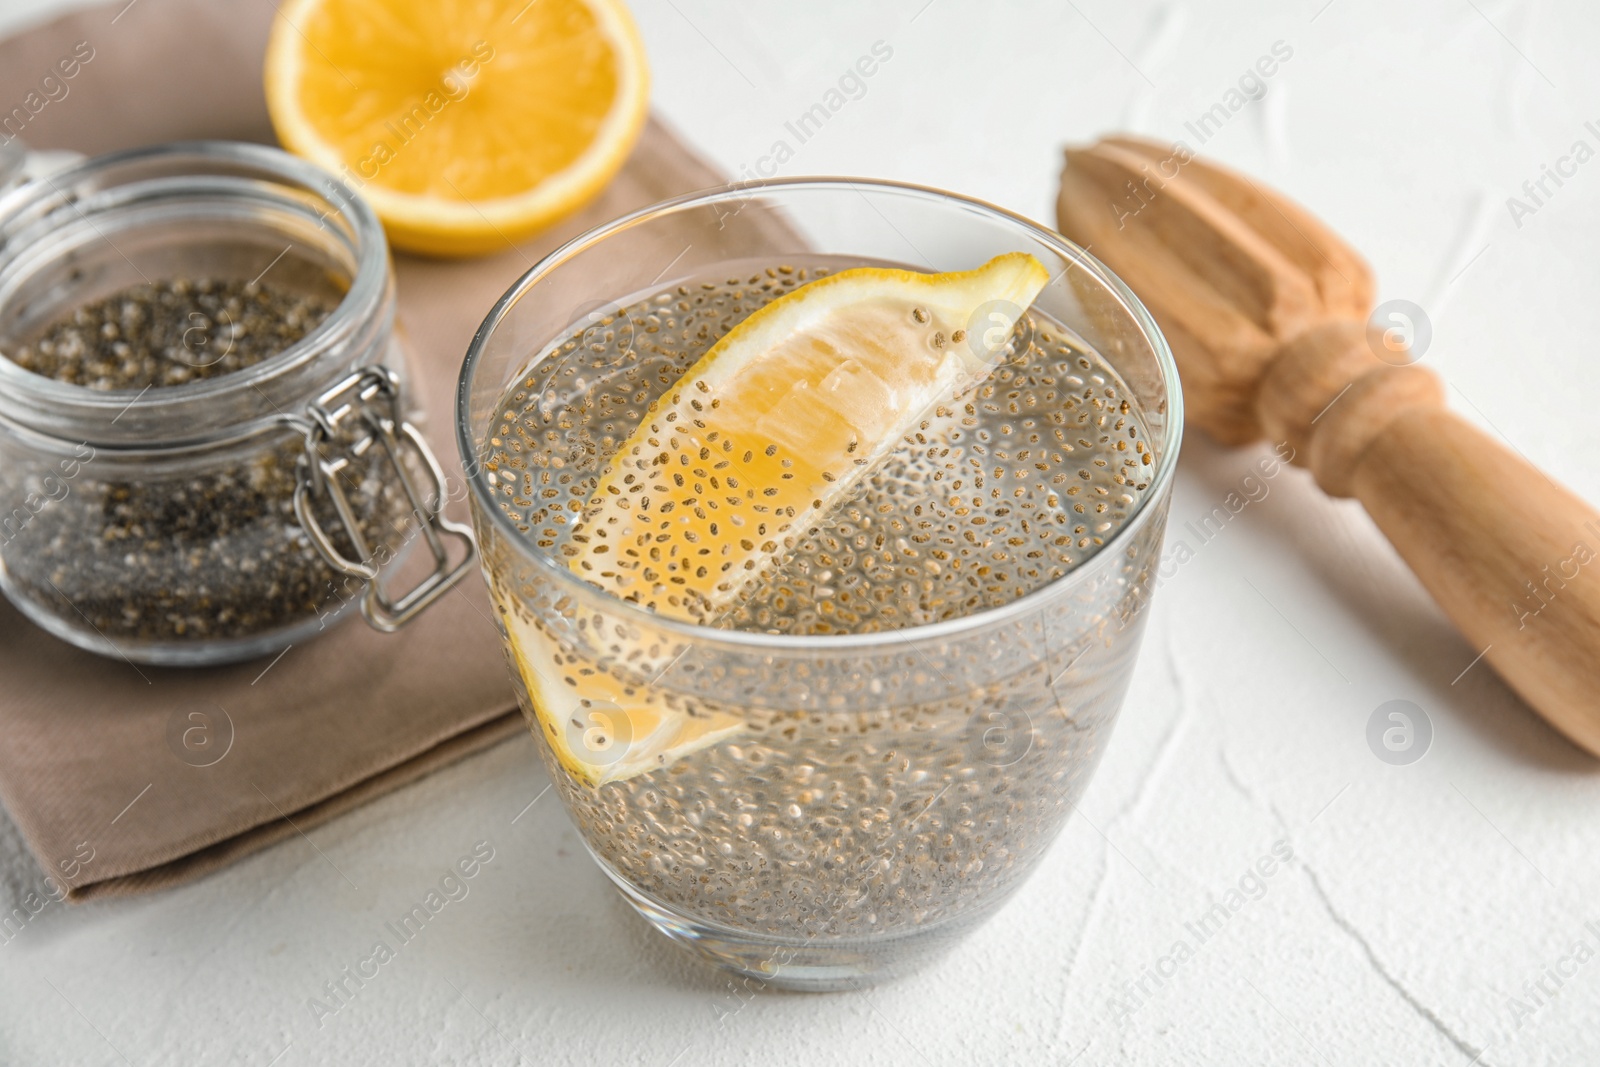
[
  {"xmin": 265, "ymin": 0, "xmax": 650, "ymax": 256},
  {"xmin": 506, "ymin": 252, "xmax": 1049, "ymax": 787},
  {"xmin": 568, "ymin": 252, "xmax": 1051, "ymax": 620},
  {"xmin": 503, "ymin": 610, "xmax": 745, "ymax": 787}
]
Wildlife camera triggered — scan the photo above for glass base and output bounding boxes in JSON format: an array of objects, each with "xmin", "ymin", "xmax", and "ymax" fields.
[{"xmin": 593, "ymin": 849, "xmax": 999, "ymax": 992}]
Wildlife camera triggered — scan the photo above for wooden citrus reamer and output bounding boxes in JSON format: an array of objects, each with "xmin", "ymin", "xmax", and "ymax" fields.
[{"xmin": 1056, "ymin": 135, "xmax": 1600, "ymax": 755}]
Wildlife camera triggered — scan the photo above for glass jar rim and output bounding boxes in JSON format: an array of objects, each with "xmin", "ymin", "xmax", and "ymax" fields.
[
  {"xmin": 0, "ymin": 140, "xmax": 390, "ymax": 447},
  {"xmin": 457, "ymin": 176, "xmax": 1184, "ymax": 652}
]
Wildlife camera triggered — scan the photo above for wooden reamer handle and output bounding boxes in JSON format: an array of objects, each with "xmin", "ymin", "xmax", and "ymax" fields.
[{"xmin": 1057, "ymin": 136, "xmax": 1600, "ymax": 754}]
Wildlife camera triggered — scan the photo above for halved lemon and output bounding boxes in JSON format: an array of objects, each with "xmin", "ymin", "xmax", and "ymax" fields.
[
  {"xmin": 264, "ymin": 0, "xmax": 650, "ymax": 256},
  {"xmin": 505, "ymin": 253, "xmax": 1050, "ymax": 786}
]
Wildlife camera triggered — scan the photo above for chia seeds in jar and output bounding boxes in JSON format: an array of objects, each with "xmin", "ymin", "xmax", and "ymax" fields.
[{"xmin": 0, "ymin": 142, "xmax": 474, "ymax": 666}]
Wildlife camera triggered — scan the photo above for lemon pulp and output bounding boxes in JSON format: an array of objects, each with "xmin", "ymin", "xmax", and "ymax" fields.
[{"xmin": 265, "ymin": 0, "xmax": 650, "ymax": 255}]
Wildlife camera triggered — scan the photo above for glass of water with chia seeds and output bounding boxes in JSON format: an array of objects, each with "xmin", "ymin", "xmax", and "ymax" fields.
[{"xmin": 459, "ymin": 179, "xmax": 1181, "ymax": 989}]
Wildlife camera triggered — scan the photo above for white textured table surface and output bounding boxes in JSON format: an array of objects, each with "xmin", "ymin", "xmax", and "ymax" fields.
[{"xmin": 3, "ymin": 1, "xmax": 1600, "ymax": 1064}]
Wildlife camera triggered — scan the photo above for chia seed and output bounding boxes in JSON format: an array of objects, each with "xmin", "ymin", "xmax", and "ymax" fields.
[
  {"xmin": 484, "ymin": 257, "xmax": 1162, "ymax": 960},
  {"xmin": 9, "ymin": 278, "xmax": 336, "ymax": 389},
  {"xmin": 0, "ymin": 276, "xmax": 414, "ymax": 656}
]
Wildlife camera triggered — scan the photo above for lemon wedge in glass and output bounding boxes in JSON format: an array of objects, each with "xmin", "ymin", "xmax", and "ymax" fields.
[
  {"xmin": 510, "ymin": 252, "xmax": 1050, "ymax": 786},
  {"xmin": 569, "ymin": 252, "xmax": 1050, "ymax": 621}
]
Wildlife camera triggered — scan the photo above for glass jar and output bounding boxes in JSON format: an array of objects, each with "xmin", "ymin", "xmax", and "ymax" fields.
[{"xmin": 0, "ymin": 142, "xmax": 474, "ymax": 666}]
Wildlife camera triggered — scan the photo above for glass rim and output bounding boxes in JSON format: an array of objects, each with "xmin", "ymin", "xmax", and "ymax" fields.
[
  {"xmin": 0, "ymin": 140, "xmax": 389, "ymax": 441},
  {"xmin": 457, "ymin": 175, "xmax": 1184, "ymax": 652}
]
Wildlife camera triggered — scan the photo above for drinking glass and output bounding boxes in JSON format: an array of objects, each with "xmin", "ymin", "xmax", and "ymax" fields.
[{"xmin": 457, "ymin": 179, "xmax": 1181, "ymax": 990}]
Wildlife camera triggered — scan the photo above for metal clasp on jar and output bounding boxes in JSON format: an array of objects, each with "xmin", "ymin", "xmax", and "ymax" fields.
[{"xmin": 284, "ymin": 365, "xmax": 477, "ymax": 632}]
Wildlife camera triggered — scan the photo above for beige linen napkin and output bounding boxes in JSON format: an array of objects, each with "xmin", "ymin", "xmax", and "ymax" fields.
[{"xmin": 0, "ymin": 0, "xmax": 739, "ymax": 900}]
